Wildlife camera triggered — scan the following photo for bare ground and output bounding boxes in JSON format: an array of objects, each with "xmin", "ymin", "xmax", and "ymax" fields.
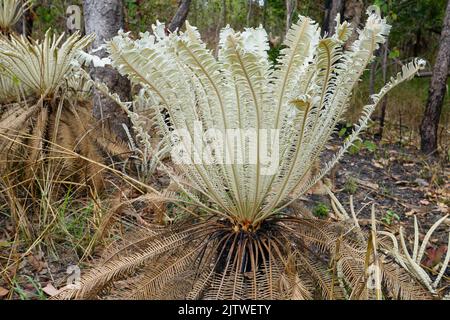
[{"xmin": 0, "ymin": 135, "xmax": 449, "ymax": 299}]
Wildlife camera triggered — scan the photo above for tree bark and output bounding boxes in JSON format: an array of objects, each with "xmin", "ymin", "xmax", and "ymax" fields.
[
  {"xmin": 323, "ymin": 0, "xmax": 344, "ymax": 36},
  {"xmin": 420, "ymin": 0, "xmax": 450, "ymax": 155},
  {"xmin": 262, "ymin": 0, "xmax": 267, "ymax": 28},
  {"xmin": 285, "ymin": 0, "xmax": 296, "ymax": 36},
  {"xmin": 14, "ymin": 4, "xmax": 34, "ymax": 36},
  {"xmin": 377, "ymin": 40, "xmax": 389, "ymax": 140},
  {"xmin": 343, "ymin": 0, "xmax": 363, "ymax": 48},
  {"xmin": 369, "ymin": 59, "xmax": 377, "ymax": 97},
  {"xmin": 168, "ymin": 0, "xmax": 192, "ymax": 33},
  {"xmin": 216, "ymin": 0, "xmax": 227, "ymax": 41},
  {"xmin": 83, "ymin": 0, "xmax": 131, "ymax": 140},
  {"xmin": 246, "ymin": 0, "xmax": 252, "ymax": 26}
]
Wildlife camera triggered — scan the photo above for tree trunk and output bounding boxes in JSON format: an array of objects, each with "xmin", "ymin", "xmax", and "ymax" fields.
[
  {"xmin": 14, "ymin": 4, "xmax": 34, "ymax": 36},
  {"xmin": 323, "ymin": 0, "xmax": 344, "ymax": 36},
  {"xmin": 377, "ymin": 40, "xmax": 389, "ymax": 140},
  {"xmin": 83, "ymin": 0, "xmax": 131, "ymax": 140},
  {"xmin": 216, "ymin": 0, "xmax": 227, "ymax": 41},
  {"xmin": 420, "ymin": 0, "xmax": 450, "ymax": 155},
  {"xmin": 262, "ymin": 0, "xmax": 267, "ymax": 28},
  {"xmin": 246, "ymin": 0, "xmax": 252, "ymax": 26},
  {"xmin": 343, "ymin": 0, "xmax": 363, "ymax": 48},
  {"xmin": 369, "ymin": 59, "xmax": 377, "ymax": 97},
  {"xmin": 168, "ymin": 0, "xmax": 192, "ymax": 33},
  {"xmin": 285, "ymin": 0, "xmax": 296, "ymax": 36}
]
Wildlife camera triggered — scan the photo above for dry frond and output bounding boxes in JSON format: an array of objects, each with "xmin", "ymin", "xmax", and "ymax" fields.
[{"xmin": 57, "ymin": 214, "xmax": 436, "ymax": 300}]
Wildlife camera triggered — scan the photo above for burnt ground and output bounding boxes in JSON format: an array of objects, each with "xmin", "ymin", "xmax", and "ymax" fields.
[
  {"xmin": 0, "ymin": 135, "xmax": 449, "ymax": 299},
  {"xmin": 306, "ymin": 134, "xmax": 449, "ymax": 268}
]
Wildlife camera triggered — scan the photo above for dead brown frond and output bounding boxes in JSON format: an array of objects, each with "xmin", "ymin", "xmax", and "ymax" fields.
[{"xmin": 55, "ymin": 213, "xmax": 437, "ymax": 300}]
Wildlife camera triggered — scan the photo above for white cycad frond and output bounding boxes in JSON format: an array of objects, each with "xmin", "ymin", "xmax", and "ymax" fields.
[
  {"xmin": 0, "ymin": 31, "xmax": 93, "ymax": 97},
  {"xmin": 220, "ymin": 25, "xmax": 273, "ymax": 127},
  {"xmin": 218, "ymin": 25, "xmax": 275, "ymax": 219},
  {"xmin": 264, "ymin": 13, "xmax": 393, "ymax": 213},
  {"xmin": 333, "ymin": 13, "xmax": 353, "ymax": 43},
  {"xmin": 0, "ymin": 0, "xmax": 30, "ymax": 32},
  {"xmin": 108, "ymin": 14, "xmax": 423, "ymax": 226},
  {"xmin": 314, "ymin": 14, "xmax": 389, "ymax": 146},
  {"xmin": 241, "ymin": 25, "xmax": 270, "ymax": 61},
  {"xmin": 109, "ymin": 29, "xmax": 239, "ymax": 216},
  {"xmin": 108, "ymin": 30, "xmax": 196, "ymax": 132},
  {"xmin": 272, "ymin": 15, "xmax": 320, "ymax": 129},
  {"xmin": 270, "ymin": 17, "xmax": 321, "ymax": 193},
  {"xmin": 174, "ymin": 22, "xmax": 234, "ymax": 131},
  {"xmin": 288, "ymin": 59, "xmax": 426, "ymax": 204},
  {"xmin": 261, "ymin": 21, "xmax": 348, "ymax": 214},
  {"xmin": 170, "ymin": 23, "xmax": 248, "ymax": 215}
]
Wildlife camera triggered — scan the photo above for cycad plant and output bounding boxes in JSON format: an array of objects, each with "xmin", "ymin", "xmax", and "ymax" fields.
[
  {"xmin": 59, "ymin": 12, "xmax": 436, "ymax": 300},
  {"xmin": 0, "ymin": 0, "xmax": 30, "ymax": 33},
  {"xmin": 0, "ymin": 0, "xmax": 30, "ymax": 104},
  {"xmin": 0, "ymin": 31, "xmax": 130, "ymax": 191}
]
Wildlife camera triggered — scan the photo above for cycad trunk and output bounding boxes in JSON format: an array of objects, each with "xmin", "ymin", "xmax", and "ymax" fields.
[
  {"xmin": 420, "ymin": 0, "xmax": 450, "ymax": 155},
  {"xmin": 83, "ymin": 0, "xmax": 131, "ymax": 140}
]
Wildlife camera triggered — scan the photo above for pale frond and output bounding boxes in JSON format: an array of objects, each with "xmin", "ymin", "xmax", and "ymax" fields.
[
  {"xmin": 0, "ymin": 31, "xmax": 93, "ymax": 96},
  {"xmin": 0, "ymin": 0, "xmax": 30, "ymax": 32},
  {"xmin": 104, "ymin": 12, "xmax": 424, "ymax": 229}
]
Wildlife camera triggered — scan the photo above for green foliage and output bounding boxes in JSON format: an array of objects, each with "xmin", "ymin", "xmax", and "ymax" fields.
[
  {"xmin": 35, "ymin": 6, "xmax": 57, "ymax": 23},
  {"xmin": 348, "ymin": 139, "xmax": 377, "ymax": 155},
  {"xmin": 11, "ymin": 276, "xmax": 46, "ymax": 300},
  {"xmin": 312, "ymin": 202, "xmax": 329, "ymax": 218},
  {"xmin": 268, "ymin": 44, "xmax": 281, "ymax": 64},
  {"xmin": 379, "ymin": 0, "xmax": 447, "ymax": 60},
  {"xmin": 382, "ymin": 209, "xmax": 400, "ymax": 225},
  {"xmin": 344, "ymin": 177, "xmax": 358, "ymax": 194}
]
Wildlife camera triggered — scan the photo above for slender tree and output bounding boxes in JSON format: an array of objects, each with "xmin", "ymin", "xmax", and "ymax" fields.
[
  {"xmin": 216, "ymin": 0, "xmax": 227, "ymax": 41},
  {"xmin": 420, "ymin": 0, "xmax": 450, "ymax": 155},
  {"xmin": 168, "ymin": 0, "xmax": 192, "ymax": 33},
  {"xmin": 323, "ymin": 0, "xmax": 344, "ymax": 36},
  {"xmin": 285, "ymin": 0, "xmax": 296, "ymax": 35},
  {"xmin": 343, "ymin": 0, "xmax": 363, "ymax": 47},
  {"xmin": 246, "ymin": 0, "xmax": 252, "ymax": 26},
  {"xmin": 377, "ymin": 39, "xmax": 389, "ymax": 140},
  {"xmin": 83, "ymin": 0, "xmax": 131, "ymax": 140}
]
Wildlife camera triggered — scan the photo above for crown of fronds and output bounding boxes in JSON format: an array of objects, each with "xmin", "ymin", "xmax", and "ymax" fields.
[
  {"xmin": 106, "ymin": 13, "xmax": 425, "ymax": 229},
  {"xmin": 0, "ymin": 30, "xmax": 94, "ymax": 96},
  {"xmin": 0, "ymin": 0, "xmax": 30, "ymax": 32}
]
